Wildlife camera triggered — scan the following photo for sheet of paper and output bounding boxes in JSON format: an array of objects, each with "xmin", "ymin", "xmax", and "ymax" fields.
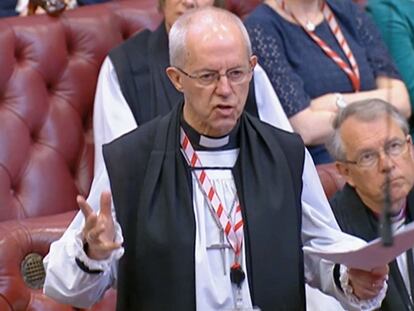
[{"xmin": 303, "ymin": 221, "xmax": 414, "ymax": 270}]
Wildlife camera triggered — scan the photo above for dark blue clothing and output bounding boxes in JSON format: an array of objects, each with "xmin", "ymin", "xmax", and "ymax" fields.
[
  {"xmin": 245, "ymin": 0, "xmax": 400, "ymax": 164},
  {"xmin": 0, "ymin": 0, "xmax": 18, "ymax": 17}
]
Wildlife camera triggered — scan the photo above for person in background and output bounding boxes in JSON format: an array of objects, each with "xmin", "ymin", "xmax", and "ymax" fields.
[
  {"xmin": 326, "ymin": 98, "xmax": 414, "ymax": 310},
  {"xmin": 44, "ymin": 7, "xmax": 389, "ymax": 311},
  {"xmin": 244, "ymin": 0, "xmax": 410, "ymax": 164},
  {"xmin": 367, "ymin": 0, "xmax": 414, "ymax": 137},
  {"xmin": 0, "ymin": 0, "xmax": 111, "ymax": 17},
  {"xmin": 0, "ymin": 0, "xmax": 19, "ymax": 17}
]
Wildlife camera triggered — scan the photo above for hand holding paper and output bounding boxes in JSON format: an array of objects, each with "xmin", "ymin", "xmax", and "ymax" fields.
[
  {"xmin": 348, "ymin": 265, "xmax": 389, "ymax": 300},
  {"xmin": 304, "ymin": 221, "xmax": 414, "ymax": 270}
]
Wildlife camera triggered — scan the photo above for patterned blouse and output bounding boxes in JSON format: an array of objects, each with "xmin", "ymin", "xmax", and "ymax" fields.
[{"xmin": 245, "ymin": 0, "xmax": 400, "ymax": 164}]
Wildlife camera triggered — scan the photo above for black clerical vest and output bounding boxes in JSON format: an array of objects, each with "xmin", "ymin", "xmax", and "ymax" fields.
[
  {"xmin": 109, "ymin": 21, "xmax": 258, "ymax": 126},
  {"xmin": 103, "ymin": 103, "xmax": 305, "ymax": 311},
  {"xmin": 331, "ymin": 184, "xmax": 414, "ymax": 311}
]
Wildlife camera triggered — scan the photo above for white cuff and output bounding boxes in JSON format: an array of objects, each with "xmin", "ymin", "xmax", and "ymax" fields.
[
  {"xmin": 67, "ymin": 223, "xmax": 124, "ymax": 272},
  {"xmin": 339, "ymin": 265, "xmax": 388, "ymax": 310}
]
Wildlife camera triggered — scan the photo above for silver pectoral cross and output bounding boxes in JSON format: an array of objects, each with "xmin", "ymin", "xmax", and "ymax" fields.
[{"xmin": 206, "ymin": 229, "xmax": 231, "ymax": 275}]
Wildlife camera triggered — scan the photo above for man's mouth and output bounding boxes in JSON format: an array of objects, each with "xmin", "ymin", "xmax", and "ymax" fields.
[{"xmin": 215, "ymin": 105, "xmax": 235, "ymax": 115}]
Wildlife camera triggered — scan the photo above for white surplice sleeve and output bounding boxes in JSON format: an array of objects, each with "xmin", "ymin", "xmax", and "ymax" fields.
[
  {"xmin": 43, "ymin": 57, "xmax": 136, "ymax": 307},
  {"xmin": 254, "ymin": 64, "xmax": 385, "ymax": 310}
]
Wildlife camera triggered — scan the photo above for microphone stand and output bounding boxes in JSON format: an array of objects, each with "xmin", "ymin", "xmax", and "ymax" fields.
[{"xmin": 380, "ymin": 174, "xmax": 393, "ymax": 246}]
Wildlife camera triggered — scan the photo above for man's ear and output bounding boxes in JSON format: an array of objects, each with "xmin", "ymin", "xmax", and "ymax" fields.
[
  {"xmin": 336, "ymin": 161, "xmax": 355, "ymax": 187},
  {"xmin": 166, "ymin": 67, "xmax": 184, "ymax": 92},
  {"xmin": 407, "ymin": 135, "xmax": 414, "ymax": 160},
  {"xmin": 250, "ymin": 55, "xmax": 258, "ymax": 69}
]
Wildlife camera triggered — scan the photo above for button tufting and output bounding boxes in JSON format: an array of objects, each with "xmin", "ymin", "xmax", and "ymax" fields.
[{"xmin": 14, "ymin": 48, "xmax": 23, "ymax": 62}]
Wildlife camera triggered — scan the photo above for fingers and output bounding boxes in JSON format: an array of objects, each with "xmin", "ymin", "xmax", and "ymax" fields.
[
  {"xmin": 78, "ymin": 191, "xmax": 112, "ymax": 232},
  {"xmin": 371, "ymin": 265, "xmax": 389, "ymax": 277},
  {"xmin": 349, "ymin": 275, "xmax": 382, "ymax": 299},
  {"xmin": 99, "ymin": 191, "xmax": 112, "ymax": 217},
  {"xmin": 85, "ymin": 222, "xmax": 106, "ymax": 243},
  {"xmin": 352, "ymin": 285, "xmax": 381, "ymax": 300},
  {"xmin": 77, "ymin": 195, "xmax": 94, "ymax": 219},
  {"xmin": 348, "ymin": 266, "xmax": 388, "ymax": 300},
  {"xmin": 78, "ymin": 195, "xmax": 99, "ymax": 235},
  {"xmin": 78, "ymin": 191, "xmax": 118, "ymax": 260},
  {"xmin": 90, "ymin": 240, "xmax": 122, "ymax": 253},
  {"xmin": 83, "ymin": 218, "xmax": 121, "ymax": 260}
]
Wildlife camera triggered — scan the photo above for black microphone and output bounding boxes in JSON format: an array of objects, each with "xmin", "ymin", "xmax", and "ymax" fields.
[{"xmin": 380, "ymin": 174, "xmax": 393, "ymax": 246}]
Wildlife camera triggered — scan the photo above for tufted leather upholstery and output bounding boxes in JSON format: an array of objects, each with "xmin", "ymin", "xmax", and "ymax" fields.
[
  {"xmin": 316, "ymin": 163, "xmax": 346, "ymax": 199},
  {"xmin": 0, "ymin": 1, "xmax": 162, "ymax": 310},
  {"xmin": 0, "ymin": 0, "xmax": 161, "ymax": 222},
  {"xmin": 225, "ymin": 0, "xmax": 262, "ymax": 19},
  {"xmin": 0, "ymin": 210, "xmax": 118, "ymax": 310},
  {"xmin": 0, "ymin": 0, "xmax": 345, "ymax": 310},
  {"xmin": 0, "ymin": 212, "xmax": 76, "ymax": 311}
]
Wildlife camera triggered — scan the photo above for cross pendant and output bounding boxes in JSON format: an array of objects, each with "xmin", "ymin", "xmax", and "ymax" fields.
[{"xmin": 206, "ymin": 230, "xmax": 230, "ymax": 275}]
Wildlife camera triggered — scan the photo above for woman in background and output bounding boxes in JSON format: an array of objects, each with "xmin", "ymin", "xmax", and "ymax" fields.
[{"xmin": 245, "ymin": 0, "xmax": 410, "ymax": 164}]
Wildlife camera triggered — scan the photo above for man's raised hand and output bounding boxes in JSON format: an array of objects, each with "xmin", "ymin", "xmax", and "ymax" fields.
[{"xmin": 78, "ymin": 191, "xmax": 121, "ymax": 260}]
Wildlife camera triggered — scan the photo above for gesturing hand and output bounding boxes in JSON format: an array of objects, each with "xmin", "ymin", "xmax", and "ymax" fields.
[
  {"xmin": 348, "ymin": 265, "xmax": 389, "ymax": 300},
  {"xmin": 78, "ymin": 191, "xmax": 121, "ymax": 260}
]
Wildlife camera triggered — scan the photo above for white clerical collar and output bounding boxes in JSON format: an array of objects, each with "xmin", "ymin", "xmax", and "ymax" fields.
[
  {"xmin": 180, "ymin": 116, "xmax": 240, "ymax": 151},
  {"xmin": 199, "ymin": 135, "xmax": 229, "ymax": 148}
]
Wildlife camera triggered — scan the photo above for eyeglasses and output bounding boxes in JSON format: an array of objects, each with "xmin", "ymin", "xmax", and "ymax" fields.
[
  {"xmin": 175, "ymin": 66, "xmax": 253, "ymax": 86},
  {"xmin": 341, "ymin": 136, "xmax": 411, "ymax": 168}
]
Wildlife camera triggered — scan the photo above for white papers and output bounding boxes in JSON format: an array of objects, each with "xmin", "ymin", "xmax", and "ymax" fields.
[{"xmin": 303, "ymin": 221, "xmax": 414, "ymax": 270}]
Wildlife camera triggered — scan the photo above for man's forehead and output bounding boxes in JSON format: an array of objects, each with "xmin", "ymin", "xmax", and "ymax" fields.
[
  {"xmin": 188, "ymin": 21, "xmax": 239, "ymax": 41},
  {"xmin": 341, "ymin": 116, "xmax": 404, "ymax": 150},
  {"xmin": 185, "ymin": 29, "xmax": 248, "ymax": 66}
]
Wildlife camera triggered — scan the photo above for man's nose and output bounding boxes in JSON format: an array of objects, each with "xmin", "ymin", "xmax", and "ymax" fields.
[
  {"xmin": 215, "ymin": 74, "xmax": 233, "ymax": 96},
  {"xmin": 378, "ymin": 152, "xmax": 395, "ymax": 172}
]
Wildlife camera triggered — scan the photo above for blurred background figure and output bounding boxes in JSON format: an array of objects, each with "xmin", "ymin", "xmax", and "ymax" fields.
[
  {"xmin": 0, "ymin": 0, "xmax": 20, "ymax": 17},
  {"xmin": 0, "ymin": 0, "xmax": 111, "ymax": 17},
  {"xmin": 367, "ymin": 0, "xmax": 414, "ymax": 137}
]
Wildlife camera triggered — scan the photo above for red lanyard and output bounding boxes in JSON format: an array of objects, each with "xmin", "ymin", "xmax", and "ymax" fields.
[
  {"xmin": 180, "ymin": 127, "xmax": 244, "ymax": 261},
  {"xmin": 278, "ymin": 0, "xmax": 361, "ymax": 91}
]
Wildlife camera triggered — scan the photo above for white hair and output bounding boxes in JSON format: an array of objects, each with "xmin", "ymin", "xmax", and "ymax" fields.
[
  {"xmin": 326, "ymin": 98, "xmax": 409, "ymax": 161},
  {"xmin": 169, "ymin": 6, "xmax": 252, "ymax": 68}
]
